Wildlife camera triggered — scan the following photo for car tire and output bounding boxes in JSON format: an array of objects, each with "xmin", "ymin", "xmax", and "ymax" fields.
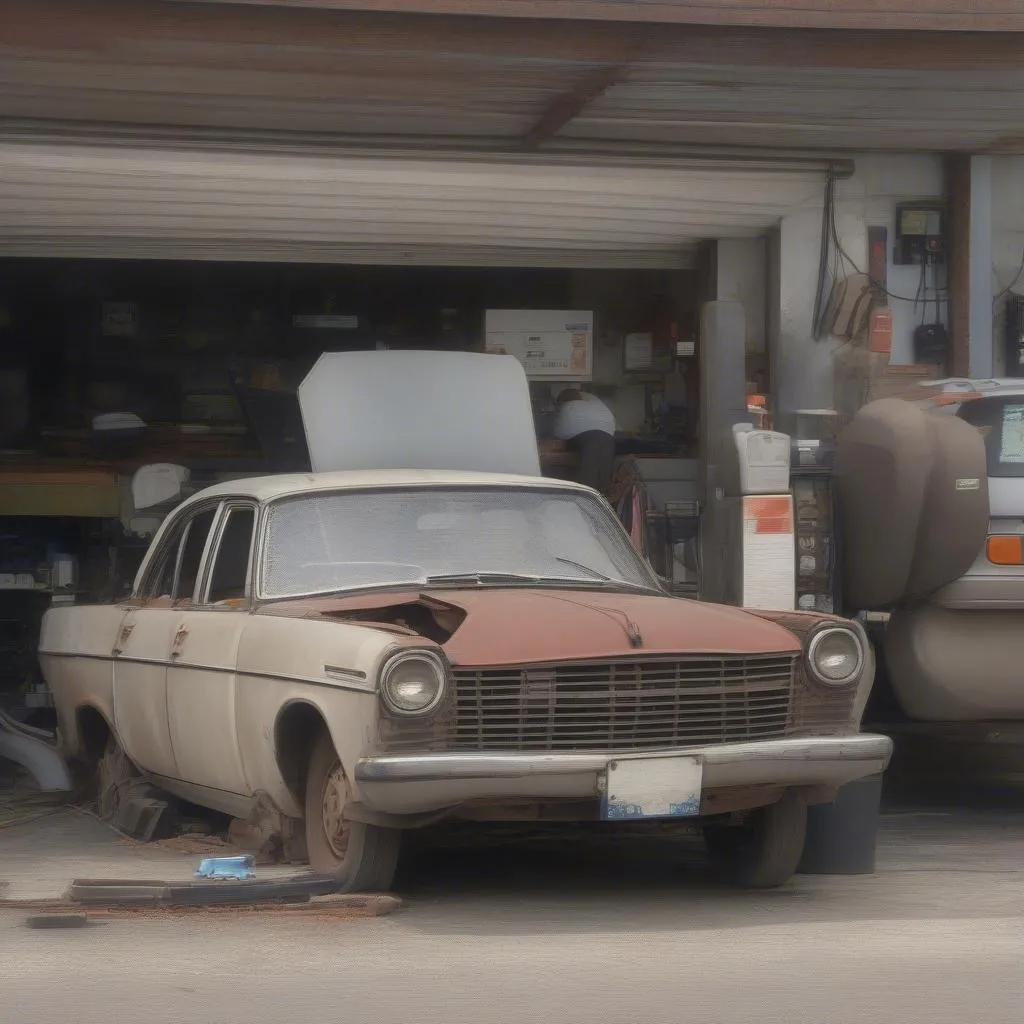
[
  {"xmin": 303, "ymin": 731, "xmax": 401, "ymax": 892},
  {"xmin": 96, "ymin": 733, "xmax": 137, "ymax": 824},
  {"xmin": 704, "ymin": 792, "xmax": 807, "ymax": 889}
]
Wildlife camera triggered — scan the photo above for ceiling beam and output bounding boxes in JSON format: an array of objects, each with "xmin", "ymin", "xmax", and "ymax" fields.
[
  {"xmin": 177, "ymin": 1, "xmax": 1024, "ymax": 34},
  {"xmin": 522, "ymin": 65, "xmax": 625, "ymax": 149},
  {"xmin": 7, "ymin": 3, "xmax": 1024, "ymax": 73}
]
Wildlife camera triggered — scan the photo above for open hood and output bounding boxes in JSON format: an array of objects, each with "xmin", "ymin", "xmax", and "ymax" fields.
[{"xmin": 297, "ymin": 350, "xmax": 541, "ymax": 477}]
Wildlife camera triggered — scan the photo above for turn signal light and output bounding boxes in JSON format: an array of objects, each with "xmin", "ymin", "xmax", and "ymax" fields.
[{"xmin": 986, "ymin": 535, "xmax": 1024, "ymax": 565}]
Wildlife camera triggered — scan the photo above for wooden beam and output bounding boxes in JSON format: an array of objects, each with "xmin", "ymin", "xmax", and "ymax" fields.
[
  {"xmin": 946, "ymin": 153, "xmax": 972, "ymax": 377},
  {"xmin": 173, "ymin": 1, "xmax": 1024, "ymax": 34},
  {"xmin": 522, "ymin": 65, "xmax": 625, "ymax": 149},
  {"xmin": 7, "ymin": 3, "xmax": 1024, "ymax": 73}
]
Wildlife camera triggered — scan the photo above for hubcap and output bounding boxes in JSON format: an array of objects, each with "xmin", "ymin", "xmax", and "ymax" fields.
[{"xmin": 321, "ymin": 762, "xmax": 352, "ymax": 860}]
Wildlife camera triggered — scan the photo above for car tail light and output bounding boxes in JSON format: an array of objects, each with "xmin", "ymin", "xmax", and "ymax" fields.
[{"xmin": 986, "ymin": 535, "xmax": 1024, "ymax": 565}]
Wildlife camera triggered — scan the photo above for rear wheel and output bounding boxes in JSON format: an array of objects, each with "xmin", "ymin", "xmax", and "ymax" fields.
[
  {"xmin": 303, "ymin": 732, "xmax": 401, "ymax": 892},
  {"xmin": 704, "ymin": 792, "xmax": 807, "ymax": 889}
]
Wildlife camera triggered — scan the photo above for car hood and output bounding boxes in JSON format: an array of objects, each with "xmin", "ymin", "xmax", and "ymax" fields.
[{"xmin": 264, "ymin": 588, "xmax": 801, "ymax": 667}]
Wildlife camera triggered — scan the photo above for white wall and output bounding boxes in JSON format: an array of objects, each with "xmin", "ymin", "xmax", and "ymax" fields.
[{"xmin": 775, "ymin": 154, "xmax": 947, "ymax": 413}]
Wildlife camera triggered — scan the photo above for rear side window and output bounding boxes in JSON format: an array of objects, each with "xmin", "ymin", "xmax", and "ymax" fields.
[
  {"xmin": 176, "ymin": 509, "xmax": 218, "ymax": 601},
  {"xmin": 207, "ymin": 507, "xmax": 256, "ymax": 604},
  {"xmin": 957, "ymin": 397, "xmax": 1024, "ymax": 478},
  {"xmin": 140, "ymin": 506, "xmax": 218, "ymax": 600}
]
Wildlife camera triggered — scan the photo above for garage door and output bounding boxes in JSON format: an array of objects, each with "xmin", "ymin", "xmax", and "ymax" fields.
[{"xmin": 0, "ymin": 140, "xmax": 827, "ymax": 268}]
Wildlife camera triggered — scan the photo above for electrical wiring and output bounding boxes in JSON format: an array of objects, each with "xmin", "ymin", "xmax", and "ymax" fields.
[
  {"xmin": 825, "ymin": 169, "xmax": 948, "ymax": 307},
  {"xmin": 811, "ymin": 171, "xmax": 834, "ymax": 340},
  {"xmin": 993, "ymin": 247, "xmax": 1024, "ymax": 306}
]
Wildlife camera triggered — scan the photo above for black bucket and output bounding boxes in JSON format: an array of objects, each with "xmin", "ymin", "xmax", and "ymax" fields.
[{"xmin": 797, "ymin": 773, "xmax": 883, "ymax": 875}]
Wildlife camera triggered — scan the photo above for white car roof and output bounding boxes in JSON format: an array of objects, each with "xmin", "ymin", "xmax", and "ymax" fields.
[
  {"xmin": 182, "ymin": 468, "xmax": 596, "ymax": 507},
  {"xmin": 920, "ymin": 377, "xmax": 1024, "ymax": 396}
]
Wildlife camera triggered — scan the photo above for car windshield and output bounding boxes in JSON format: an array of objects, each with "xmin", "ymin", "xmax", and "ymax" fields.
[
  {"xmin": 260, "ymin": 486, "xmax": 659, "ymax": 599},
  {"xmin": 957, "ymin": 396, "xmax": 1024, "ymax": 478}
]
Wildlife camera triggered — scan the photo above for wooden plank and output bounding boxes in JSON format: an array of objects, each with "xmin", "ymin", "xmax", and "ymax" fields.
[
  {"xmin": 0, "ymin": 469, "xmax": 119, "ymax": 486},
  {"xmin": 0, "ymin": 482, "xmax": 121, "ymax": 518},
  {"xmin": 186, "ymin": 1, "xmax": 1024, "ymax": 33},
  {"xmin": 9, "ymin": 2, "xmax": 1024, "ymax": 72}
]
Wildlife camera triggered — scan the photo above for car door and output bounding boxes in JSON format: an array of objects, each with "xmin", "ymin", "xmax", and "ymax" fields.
[
  {"xmin": 112, "ymin": 504, "xmax": 219, "ymax": 780},
  {"xmin": 165, "ymin": 501, "xmax": 257, "ymax": 796}
]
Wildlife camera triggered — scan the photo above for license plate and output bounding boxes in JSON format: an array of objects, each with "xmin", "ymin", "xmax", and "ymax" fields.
[{"xmin": 601, "ymin": 755, "xmax": 703, "ymax": 820}]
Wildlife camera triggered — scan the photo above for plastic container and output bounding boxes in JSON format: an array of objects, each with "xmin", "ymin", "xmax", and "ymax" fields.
[
  {"xmin": 797, "ymin": 774, "xmax": 883, "ymax": 875},
  {"xmin": 194, "ymin": 855, "xmax": 256, "ymax": 881}
]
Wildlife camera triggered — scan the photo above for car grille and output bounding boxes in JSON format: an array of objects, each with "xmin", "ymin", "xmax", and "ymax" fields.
[{"xmin": 448, "ymin": 655, "xmax": 798, "ymax": 753}]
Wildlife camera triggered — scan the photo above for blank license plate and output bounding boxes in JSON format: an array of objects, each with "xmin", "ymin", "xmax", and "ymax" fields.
[{"xmin": 601, "ymin": 755, "xmax": 703, "ymax": 820}]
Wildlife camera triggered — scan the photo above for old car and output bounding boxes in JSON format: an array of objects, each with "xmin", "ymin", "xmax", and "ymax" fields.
[{"xmin": 38, "ymin": 351, "xmax": 892, "ymax": 891}]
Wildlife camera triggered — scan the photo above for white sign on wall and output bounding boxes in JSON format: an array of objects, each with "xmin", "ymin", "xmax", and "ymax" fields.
[{"xmin": 484, "ymin": 309, "xmax": 593, "ymax": 381}]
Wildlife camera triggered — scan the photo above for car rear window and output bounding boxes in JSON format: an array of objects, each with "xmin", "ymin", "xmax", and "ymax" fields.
[{"xmin": 957, "ymin": 397, "xmax": 1024, "ymax": 478}]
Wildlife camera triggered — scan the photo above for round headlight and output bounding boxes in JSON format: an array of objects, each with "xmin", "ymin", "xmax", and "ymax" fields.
[
  {"xmin": 807, "ymin": 627, "xmax": 863, "ymax": 686},
  {"xmin": 380, "ymin": 651, "xmax": 446, "ymax": 715}
]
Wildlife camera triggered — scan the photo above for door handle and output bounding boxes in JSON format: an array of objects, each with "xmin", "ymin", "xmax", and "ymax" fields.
[
  {"xmin": 112, "ymin": 622, "xmax": 135, "ymax": 657},
  {"xmin": 170, "ymin": 624, "xmax": 188, "ymax": 658}
]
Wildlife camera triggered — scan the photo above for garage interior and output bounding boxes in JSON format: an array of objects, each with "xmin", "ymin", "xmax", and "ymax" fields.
[
  {"xmin": 5, "ymin": 0, "xmax": 1021, "ymax": 752},
  {"xmin": 0, "ymin": 139, "xmax": 833, "ymax": 721}
]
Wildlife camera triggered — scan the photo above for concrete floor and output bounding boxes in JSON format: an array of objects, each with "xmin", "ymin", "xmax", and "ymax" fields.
[
  {"xmin": 0, "ymin": 807, "xmax": 296, "ymax": 900},
  {"xmin": 2, "ymin": 799, "xmax": 1023, "ymax": 1024}
]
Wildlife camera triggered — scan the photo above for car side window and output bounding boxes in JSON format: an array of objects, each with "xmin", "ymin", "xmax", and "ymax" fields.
[
  {"xmin": 140, "ymin": 515, "xmax": 188, "ymax": 599},
  {"xmin": 176, "ymin": 508, "xmax": 218, "ymax": 603},
  {"xmin": 206, "ymin": 507, "xmax": 257, "ymax": 604},
  {"xmin": 139, "ymin": 531, "xmax": 178, "ymax": 599}
]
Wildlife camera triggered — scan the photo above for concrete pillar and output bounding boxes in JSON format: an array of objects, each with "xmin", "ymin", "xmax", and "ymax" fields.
[
  {"xmin": 714, "ymin": 238, "xmax": 767, "ymax": 358},
  {"xmin": 775, "ymin": 207, "xmax": 840, "ymax": 415},
  {"xmin": 969, "ymin": 156, "xmax": 994, "ymax": 378}
]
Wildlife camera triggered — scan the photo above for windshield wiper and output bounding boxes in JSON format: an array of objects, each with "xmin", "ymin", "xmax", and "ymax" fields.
[
  {"xmin": 425, "ymin": 571, "xmax": 543, "ymax": 586},
  {"xmin": 551, "ymin": 557, "xmax": 656, "ymax": 592},
  {"xmin": 552, "ymin": 556, "xmax": 612, "ymax": 581}
]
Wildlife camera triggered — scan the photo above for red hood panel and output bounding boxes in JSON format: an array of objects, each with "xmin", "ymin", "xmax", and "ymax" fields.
[
  {"xmin": 260, "ymin": 588, "xmax": 801, "ymax": 666},
  {"xmin": 435, "ymin": 589, "xmax": 800, "ymax": 666}
]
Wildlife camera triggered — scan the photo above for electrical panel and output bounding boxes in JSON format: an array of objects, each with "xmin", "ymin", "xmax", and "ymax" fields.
[{"xmin": 894, "ymin": 202, "xmax": 946, "ymax": 266}]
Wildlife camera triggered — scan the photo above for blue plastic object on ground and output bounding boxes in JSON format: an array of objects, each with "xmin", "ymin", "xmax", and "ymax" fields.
[{"xmin": 194, "ymin": 854, "xmax": 256, "ymax": 880}]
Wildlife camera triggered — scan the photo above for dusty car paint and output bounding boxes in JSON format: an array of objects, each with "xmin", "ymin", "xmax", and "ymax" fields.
[
  {"xmin": 260, "ymin": 587, "xmax": 803, "ymax": 665},
  {"xmin": 39, "ymin": 467, "xmax": 888, "ymax": 869}
]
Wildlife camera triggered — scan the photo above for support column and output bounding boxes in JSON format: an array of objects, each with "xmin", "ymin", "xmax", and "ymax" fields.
[
  {"xmin": 947, "ymin": 154, "xmax": 993, "ymax": 378},
  {"xmin": 969, "ymin": 156, "xmax": 994, "ymax": 378}
]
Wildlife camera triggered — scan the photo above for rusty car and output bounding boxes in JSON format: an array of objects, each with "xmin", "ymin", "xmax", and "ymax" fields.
[{"xmin": 37, "ymin": 351, "xmax": 892, "ymax": 890}]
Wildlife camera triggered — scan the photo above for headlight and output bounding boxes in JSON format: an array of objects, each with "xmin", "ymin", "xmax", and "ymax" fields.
[
  {"xmin": 380, "ymin": 650, "xmax": 447, "ymax": 715},
  {"xmin": 806, "ymin": 627, "xmax": 863, "ymax": 686}
]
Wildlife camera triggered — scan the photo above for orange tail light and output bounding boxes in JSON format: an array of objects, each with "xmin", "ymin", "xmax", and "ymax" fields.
[{"xmin": 986, "ymin": 535, "xmax": 1024, "ymax": 565}]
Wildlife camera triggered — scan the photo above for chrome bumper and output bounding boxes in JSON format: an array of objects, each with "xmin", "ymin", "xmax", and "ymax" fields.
[{"xmin": 354, "ymin": 734, "xmax": 894, "ymax": 815}]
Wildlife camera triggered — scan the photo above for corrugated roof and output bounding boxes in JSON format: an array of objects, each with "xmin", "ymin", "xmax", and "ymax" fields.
[
  {"xmin": 564, "ymin": 64, "xmax": 1024, "ymax": 151},
  {"xmin": 3, "ymin": 3, "xmax": 1024, "ymax": 154},
  {"xmin": 0, "ymin": 141, "xmax": 825, "ymax": 265}
]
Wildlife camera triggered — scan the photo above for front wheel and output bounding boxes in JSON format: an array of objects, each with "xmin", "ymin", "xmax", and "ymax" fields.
[
  {"xmin": 704, "ymin": 792, "xmax": 807, "ymax": 889},
  {"xmin": 96, "ymin": 733, "xmax": 138, "ymax": 824},
  {"xmin": 304, "ymin": 732, "xmax": 401, "ymax": 892}
]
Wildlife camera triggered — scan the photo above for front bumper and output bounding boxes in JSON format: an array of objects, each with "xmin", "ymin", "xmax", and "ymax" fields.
[{"xmin": 354, "ymin": 734, "xmax": 894, "ymax": 816}]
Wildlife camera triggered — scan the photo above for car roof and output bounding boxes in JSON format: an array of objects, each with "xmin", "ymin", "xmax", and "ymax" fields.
[
  {"xmin": 181, "ymin": 468, "xmax": 597, "ymax": 506},
  {"xmin": 920, "ymin": 377, "xmax": 1024, "ymax": 396}
]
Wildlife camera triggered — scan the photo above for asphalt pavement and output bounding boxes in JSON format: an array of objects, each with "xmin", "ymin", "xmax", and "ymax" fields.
[{"xmin": 2, "ymin": 801, "xmax": 1023, "ymax": 1024}]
